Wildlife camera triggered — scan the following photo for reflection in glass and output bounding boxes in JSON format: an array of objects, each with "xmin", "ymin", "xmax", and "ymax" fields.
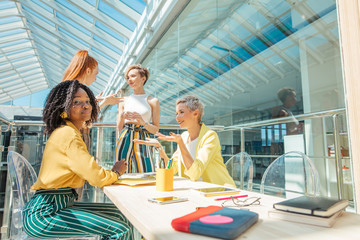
[{"xmin": 138, "ymin": 0, "xmax": 349, "ymax": 201}]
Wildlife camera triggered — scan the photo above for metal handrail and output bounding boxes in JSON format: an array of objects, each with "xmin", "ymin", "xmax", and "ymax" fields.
[
  {"xmin": 0, "ymin": 120, "xmax": 225, "ymax": 131},
  {"xmin": 1, "ymin": 108, "xmax": 345, "ymax": 131},
  {"xmin": 0, "ymin": 115, "xmax": 11, "ymax": 125},
  {"xmin": 0, "ymin": 116, "xmax": 11, "ymax": 132},
  {"xmin": 222, "ymin": 108, "xmax": 346, "ymax": 131},
  {"xmin": 219, "ymin": 107, "xmax": 348, "ymax": 201}
]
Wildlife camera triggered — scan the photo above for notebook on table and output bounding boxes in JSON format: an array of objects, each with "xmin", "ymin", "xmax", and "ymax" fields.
[
  {"xmin": 273, "ymin": 196, "xmax": 348, "ymax": 217},
  {"xmin": 171, "ymin": 205, "xmax": 258, "ymax": 239},
  {"xmin": 120, "ymin": 172, "xmax": 156, "ymax": 179},
  {"xmin": 268, "ymin": 208, "xmax": 344, "ymax": 227}
]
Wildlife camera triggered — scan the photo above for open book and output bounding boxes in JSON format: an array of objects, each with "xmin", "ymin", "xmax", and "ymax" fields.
[
  {"xmin": 268, "ymin": 209, "xmax": 344, "ymax": 227},
  {"xmin": 273, "ymin": 196, "xmax": 348, "ymax": 217},
  {"xmin": 114, "ymin": 173, "xmax": 156, "ymax": 186}
]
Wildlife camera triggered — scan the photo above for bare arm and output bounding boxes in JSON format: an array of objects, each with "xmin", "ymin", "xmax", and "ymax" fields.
[
  {"xmin": 133, "ymin": 138, "xmax": 170, "ymax": 164},
  {"xmin": 143, "ymin": 97, "xmax": 160, "ymax": 134},
  {"xmin": 155, "ymin": 132, "xmax": 194, "ymax": 169},
  {"xmin": 277, "ymin": 109, "xmax": 289, "ymax": 118},
  {"xmin": 117, "ymin": 102, "xmax": 125, "ymax": 134},
  {"xmin": 97, "ymin": 93, "xmax": 124, "ymax": 110}
]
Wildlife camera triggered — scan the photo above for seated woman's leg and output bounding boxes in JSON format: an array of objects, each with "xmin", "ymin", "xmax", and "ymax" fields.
[
  {"xmin": 74, "ymin": 202, "xmax": 132, "ymax": 226},
  {"xmin": 75, "ymin": 201, "xmax": 143, "ymax": 240},
  {"xmin": 53, "ymin": 204, "xmax": 133, "ymax": 240},
  {"xmin": 23, "ymin": 189, "xmax": 132, "ymax": 240}
]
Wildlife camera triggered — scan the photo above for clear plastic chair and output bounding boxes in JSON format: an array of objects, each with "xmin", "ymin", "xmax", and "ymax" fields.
[
  {"xmin": 260, "ymin": 151, "xmax": 320, "ymax": 198},
  {"xmin": 7, "ymin": 151, "xmax": 37, "ymax": 239},
  {"xmin": 225, "ymin": 152, "xmax": 254, "ymax": 191},
  {"xmin": 6, "ymin": 151, "xmax": 98, "ymax": 240}
]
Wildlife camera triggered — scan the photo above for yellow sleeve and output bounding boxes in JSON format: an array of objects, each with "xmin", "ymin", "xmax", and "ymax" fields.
[
  {"xmin": 65, "ymin": 134, "xmax": 117, "ymax": 187},
  {"xmin": 184, "ymin": 131, "xmax": 219, "ymax": 181}
]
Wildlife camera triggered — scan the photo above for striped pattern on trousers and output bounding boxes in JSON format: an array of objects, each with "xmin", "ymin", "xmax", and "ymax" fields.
[
  {"xmin": 23, "ymin": 188, "xmax": 133, "ymax": 240},
  {"xmin": 115, "ymin": 124, "xmax": 155, "ymax": 173}
]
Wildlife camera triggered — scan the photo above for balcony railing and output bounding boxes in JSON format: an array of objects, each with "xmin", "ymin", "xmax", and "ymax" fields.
[{"xmin": 0, "ymin": 108, "xmax": 353, "ymax": 239}]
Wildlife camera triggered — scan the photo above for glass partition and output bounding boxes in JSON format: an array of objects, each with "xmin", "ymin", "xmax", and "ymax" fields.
[
  {"xmin": 3, "ymin": 112, "xmax": 352, "ymax": 206},
  {"xmin": 3, "ymin": 0, "xmax": 352, "ymax": 204},
  {"xmin": 139, "ymin": 0, "xmax": 351, "ymax": 201},
  {"xmin": 143, "ymin": 0, "xmax": 343, "ymax": 125}
]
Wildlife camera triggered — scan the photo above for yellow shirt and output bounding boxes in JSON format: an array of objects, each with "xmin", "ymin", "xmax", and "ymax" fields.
[
  {"xmin": 32, "ymin": 121, "xmax": 117, "ymax": 190},
  {"xmin": 171, "ymin": 124, "xmax": 236, "ymax": 188}
]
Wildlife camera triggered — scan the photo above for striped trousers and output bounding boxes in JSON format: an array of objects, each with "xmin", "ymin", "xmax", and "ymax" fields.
[
  {"xmin": 115, "ymin": 124, "xmax": 155, "ymax": 173},
  {"xmin": 23, "ymin": 188, "xmax": 133, "ymax": 240}
]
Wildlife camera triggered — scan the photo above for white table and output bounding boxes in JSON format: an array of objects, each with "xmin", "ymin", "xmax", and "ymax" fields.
[{"xmin": 103, "ymin": 179, "xmax": 360, "ymax": 240}]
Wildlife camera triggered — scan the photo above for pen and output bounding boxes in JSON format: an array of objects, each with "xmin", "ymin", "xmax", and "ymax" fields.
[
  {"xmin": 214, "ymin": 194, "xmax": 248, "ymax": 201},
  {"xmin": 166, "ymin": 158, "xmax": 173, "ymax": 169},
  {"xmin": 160, "ymin": 159, "xmax": 165, "ymax": 168}
]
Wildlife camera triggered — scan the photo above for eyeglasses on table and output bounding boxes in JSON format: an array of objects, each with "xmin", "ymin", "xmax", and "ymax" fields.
[{"xmin": 221, "ymin": 196, "xmax": 261, "ymax": 208}]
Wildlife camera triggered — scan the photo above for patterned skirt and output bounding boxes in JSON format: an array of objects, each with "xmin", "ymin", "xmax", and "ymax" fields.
[{"xmin": 115, "ymin": 124, "xmax": 155, "ymax": 173}]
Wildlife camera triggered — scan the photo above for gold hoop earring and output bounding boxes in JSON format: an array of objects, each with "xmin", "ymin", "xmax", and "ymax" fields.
[{"xmin": 60, "ymin": 112, "xmax": 68, "ymax": 119}]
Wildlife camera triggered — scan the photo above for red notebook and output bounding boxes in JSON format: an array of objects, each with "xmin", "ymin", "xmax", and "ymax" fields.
[{"xmin": 171, "ymin": 206, "xmax": 258, "ymax": 239}]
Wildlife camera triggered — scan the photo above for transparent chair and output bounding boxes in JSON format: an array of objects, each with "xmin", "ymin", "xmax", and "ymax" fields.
[
  {"xmin": 225, "ymin": 152, "xmax": 254, "ymax": 191},
  {"xmin": 7, "ymin": 151, "xmax": 98, "ymax": 240},
  {"xmin": 260, "ymin": 151, "xmax": 320, "ymax": 198}
]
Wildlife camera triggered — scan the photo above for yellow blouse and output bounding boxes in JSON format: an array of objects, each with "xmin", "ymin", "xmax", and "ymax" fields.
[
  {"xmin": 171, "ymin": 124, "xmax": 236, "ymax": 188},
  {"xmin": 32, "ymin": 121, "xmax": 117, "ymax": 190}
]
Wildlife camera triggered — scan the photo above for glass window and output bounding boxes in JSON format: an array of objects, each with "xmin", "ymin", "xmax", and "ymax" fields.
[{"xmin": 140, "ymin": 0, "xmax": 350, "ymax": 201}]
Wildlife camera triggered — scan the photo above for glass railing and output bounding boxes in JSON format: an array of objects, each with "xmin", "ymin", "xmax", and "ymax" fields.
[
  {"xmin": 0, "ymin": 109, "xmax": 354, "ymax": 238},
  {"xmin": 1, "ymin": 109, "xmax": 352, "ymax": 200},
  {"xmin": 0, "ymin": 109, "xmax": 353, "ymax": 238},
  {"xmin": 218, "ymin": 108, "xmax": 352, "ymax": 203}
]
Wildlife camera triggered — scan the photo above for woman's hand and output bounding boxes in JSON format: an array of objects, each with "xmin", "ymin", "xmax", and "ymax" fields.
[
  {"xmin": 134, "ymin": 138, "xmax": 169, "ymax": 162},
  {"xmin": 123, "ymin": 111, "xmax": 146, "ymax": 125},
  {"xmin": 155, "ymin": 132, "xmax": 182, "ymax": 144},
  {"xmin": 96, "ymin": 92, "xmax": 104, "ymax": 102},
  {"xmin": 97, "ymin": 93, "xmax": 124, "ymax": 105},
  {"xmin": 112, "ymin": 159, "xmax": 127, "ymax": 176},
  {"xmin": 133, "ymin": 138, "xmax": 161, "ymax": 148}
]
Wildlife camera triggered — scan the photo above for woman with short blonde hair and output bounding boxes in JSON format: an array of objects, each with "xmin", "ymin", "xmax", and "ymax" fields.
[{"xmin": 135, "ymin": 95, "xmax": 235, "ymax": 187}]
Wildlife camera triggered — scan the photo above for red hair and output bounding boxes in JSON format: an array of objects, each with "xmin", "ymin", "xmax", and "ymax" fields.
[{"xmin": 62, "ymin": 50, "xmax": 98, "ymax": 82}]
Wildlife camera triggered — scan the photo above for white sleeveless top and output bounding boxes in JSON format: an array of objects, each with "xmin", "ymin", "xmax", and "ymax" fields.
[{"xmin": 124, "ymin": 94, "xmax": 152, "ymax": 124}]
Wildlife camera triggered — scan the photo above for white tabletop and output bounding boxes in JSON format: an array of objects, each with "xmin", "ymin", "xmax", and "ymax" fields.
[{"xmin": 103, "ymin": 179, "xmax": 360, "ymax": 240}]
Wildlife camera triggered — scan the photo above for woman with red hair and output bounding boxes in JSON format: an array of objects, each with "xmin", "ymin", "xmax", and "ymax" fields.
[{"xmin": 62, "ymin": 50, "xmax": 122, "ymax": 108}]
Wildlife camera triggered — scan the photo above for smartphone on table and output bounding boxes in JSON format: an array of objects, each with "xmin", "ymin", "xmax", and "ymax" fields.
[
  {"xmin": 192, "ymin": 187, "xmax": 240, "ymax": 197},
  {"xmin": 148, "ymin": 196, "xmax": 188, "ymax": 204}
]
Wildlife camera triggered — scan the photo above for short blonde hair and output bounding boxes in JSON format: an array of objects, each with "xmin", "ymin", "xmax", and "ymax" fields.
[
  {"xmin": 125, "ymin": 64, "xmax": 150, "ymax": 85},
  {"xmin": 176, "ymin": 96, "xmax": 204, "ymax": 123}
]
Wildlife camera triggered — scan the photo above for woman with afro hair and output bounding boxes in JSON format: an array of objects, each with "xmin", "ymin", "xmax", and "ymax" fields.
[{"xmin": 22, "ymin": 80, "xmax": 133, "ymax": 240}]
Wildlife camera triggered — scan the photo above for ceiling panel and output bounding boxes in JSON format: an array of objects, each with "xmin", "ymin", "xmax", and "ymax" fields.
[{"xmin": 0, "ymin": 0, "xmax": 147, "ymax": 106}]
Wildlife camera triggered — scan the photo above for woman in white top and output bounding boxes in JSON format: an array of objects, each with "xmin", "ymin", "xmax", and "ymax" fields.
[{"xmin": 115, "ymin": 64, "xmax": 160, "ymax": 173}]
